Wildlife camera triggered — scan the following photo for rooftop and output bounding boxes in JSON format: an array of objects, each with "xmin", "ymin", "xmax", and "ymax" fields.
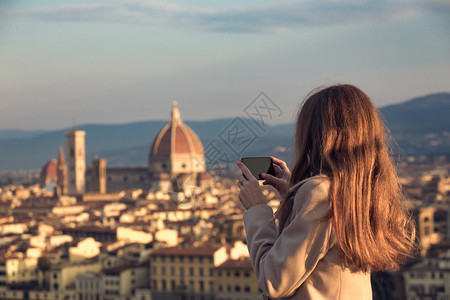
[
  {"xmin": 151, "ymin": 245, "xmax": 221, "ymax": 257},
  {"xmin": 217, "ymin": 258, "xmax": 253, "ymax": 270}
]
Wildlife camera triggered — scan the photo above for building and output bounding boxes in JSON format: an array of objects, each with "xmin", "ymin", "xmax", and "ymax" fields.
[
  {"xmin": 148, "ymin": 101, "xmax": 206, "ymax": 192},
  {"xmin": 40, "ymin": 159, "xmax": 58, "ymax": 189},
  {"xmin": 65, "ymin": 130, "xmax": 86, "ymax": 195},
  {"xmin": 102, "ymin": 264, "xmax": 150, "ymax": 300},
  {"xmin": 412, "ymin": 206, "xmax": 443, "ymax": 256},
  {"xmin": 48, "ymin": 258, "xmax": 102, "ymax": 297},
  {"xmin": 57, "ymin": 145, "xmax": 68, "ymax": 195},
  {"xmin": 69, "ymin": 238, "xmax": 102, "ymax": 263},
  {"xmin": 75, "ymin": 272, "xmax": 102, "ymax": 300},
  {"xmin": 0, "ymin": 258, "xmax": 7, "ymax": 288},
  {"xmin": 150, "ymin": 245, "xmax": 228, "ymax": 300},
  {"xmin": 215, "ymin": 258, "xmax": 261, "ymax": 300},
  {"xmin": 106, "ymin": 101, "xmax": 208, "ymax": 193},
  {"xmin": 55, "ymin": 101, "xmax": 212, "ymax": 195},
  {"xmin": 402, "ymin": 251, "xmax": 450, "ymax": 300}
]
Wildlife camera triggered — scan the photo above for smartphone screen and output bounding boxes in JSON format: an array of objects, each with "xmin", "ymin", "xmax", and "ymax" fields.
[{"xmin": 240, "ymin": 157, "xmax": 275, "ymax": 180}]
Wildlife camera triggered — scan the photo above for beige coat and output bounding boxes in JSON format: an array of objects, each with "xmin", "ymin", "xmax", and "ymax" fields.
[{"xmin": 243, "ymin": 175, "xmax": 372, "ymax": 299}]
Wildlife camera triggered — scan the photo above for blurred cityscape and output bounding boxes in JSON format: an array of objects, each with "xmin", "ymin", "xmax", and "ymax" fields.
[{"xmin": 0, "ymin": 102, "xmax": 449, "ymax": 300}]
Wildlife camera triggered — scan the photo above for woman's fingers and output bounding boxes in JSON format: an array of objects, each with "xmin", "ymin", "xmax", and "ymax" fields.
[
  {"xmin": 236, "ymin": 161, "xmax": 256, "ymax": 181},
  {"xmin": 237, "ymin": 174, "xmax": 246, "ymax": 184},
  {"xmin": 270, "ymin": 156, "xmax": 291, "ymax": 178},
  {"xmin": 262, "ymin": 173, "xmax": 284, "ymax": 188},
  {"xmin": 273, "ymin": 164, "xmax": 284, "ymax": 178},
  {"xmin": 261, "ymin": 172, "xmax": 289, "ymax": 197}
]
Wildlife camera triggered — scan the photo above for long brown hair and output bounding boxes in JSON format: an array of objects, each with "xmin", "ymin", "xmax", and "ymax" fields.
[{"xmin": 277, "ymin": 84, "xmax": 415, "ymax": 272}]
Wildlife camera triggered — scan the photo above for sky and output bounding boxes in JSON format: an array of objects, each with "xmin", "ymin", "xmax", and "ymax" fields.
[{"xmin": 0, "ymin": 0, "xmax": 449, "ymax": 130}]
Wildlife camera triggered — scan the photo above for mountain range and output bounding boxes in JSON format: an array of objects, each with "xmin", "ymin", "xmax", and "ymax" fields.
[{"xmin": 0, "ymin": 93, "xmax": 449, "ymax": 170}]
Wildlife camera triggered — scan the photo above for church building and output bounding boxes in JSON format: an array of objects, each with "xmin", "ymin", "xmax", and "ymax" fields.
[{"xmin": 52, "ymin": 102, "xmax": 213, "ymax": 195}]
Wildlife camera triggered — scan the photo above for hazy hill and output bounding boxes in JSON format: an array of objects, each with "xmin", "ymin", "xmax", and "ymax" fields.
[
  {"xmin": 380, "ymin": 93, "xmax": 450, "ymax": 134},
  {"xmin": 0, "ymin": 92, "xmax": 448, "ymax": 170},
  {"xmin": 379, "ymin": 93, "xmax": 450, "ymax": 155}
]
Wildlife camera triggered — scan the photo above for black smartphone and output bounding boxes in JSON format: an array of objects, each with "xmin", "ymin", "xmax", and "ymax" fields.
[{"xmin": 240, "ymin": 157, "xmax": 275, "ymax": 180}]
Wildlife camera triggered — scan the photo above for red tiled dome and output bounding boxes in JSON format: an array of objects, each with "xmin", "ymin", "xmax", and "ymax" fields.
[
  {"xmin": 150, "ymin": 102, "xmax": 203, "ymax": 158},
  {"xmin": 41, "ymin": 159, "xmax": 58, "ymax": 179}
]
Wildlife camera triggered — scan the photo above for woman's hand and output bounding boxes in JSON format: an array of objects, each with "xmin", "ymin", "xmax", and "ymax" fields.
[
  {"xmin": 261, "ymin": 156, "xmax": 291, "ymax": 198},
  {"xmin": 236, "ymin": 161, "xmax": 267, "ymax": 210}
]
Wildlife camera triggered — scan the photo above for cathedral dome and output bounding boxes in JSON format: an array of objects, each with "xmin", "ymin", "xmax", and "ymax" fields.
[
  {"xmin": 40, "ymin": 159, "xmax": 58, "ymax": 187},
  {"xmin": 149, "ymin": 102, "xmax": 205, "ymax": 175}
]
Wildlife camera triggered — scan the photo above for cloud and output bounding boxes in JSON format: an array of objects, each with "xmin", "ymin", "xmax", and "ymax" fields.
[{"xmin": 1, "ymin": 0, "xmax": 449, "ymax": 32}]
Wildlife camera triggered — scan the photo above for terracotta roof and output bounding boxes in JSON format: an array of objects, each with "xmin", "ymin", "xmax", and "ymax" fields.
[
  {"xmin": 151, "ymin": 245, "xmax": 221, "ymax": 256},
  {"xmin": 60, "ymin": 226, "xmax": 115, "ymax": 234},
  {"xmin": 41, "ymin": 159, "xmax": 58, "ymax": 178},
  {"xmin": 197, "ymin": 172, "xmax": 212, "ymax": 180},
  {"xmin": 150, "ymin": 102, "xmax": 203, "ymax": 157},
  {"xmin": 104, "ymin": 263, "xmax": 148, "ymax": 275},
  {"xmin": 217, "ymin": 258, "xmax": 253, "ymax": 270}
]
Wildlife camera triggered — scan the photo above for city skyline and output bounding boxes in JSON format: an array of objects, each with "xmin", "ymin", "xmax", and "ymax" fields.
[{"xmin": 1, "ymin": 0, "xmax": 449, "ymax": 130}]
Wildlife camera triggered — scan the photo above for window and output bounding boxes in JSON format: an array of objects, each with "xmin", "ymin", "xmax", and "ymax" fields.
[
  {"xmin": 180, "ymin": 267, "xmax": 184, "ymax": 276},
  {"xmin": 244, "ymin": 285, "xmax": 250, "ymax": 292},
  {"xmin": 209, "ymin": 268, "xmax": 214, "ymax": 276},
  {"xmin": 244, "ymin": 271, "xmax": 250, "ymax": 277},
  {"xmin": 199, "ymin": 280, "xmax": 204, "ymax": 292},
  {"xmin": 161, "ymin": 267, "xmax": 166, "ymax": 275},
  {"xmin": 189, "ymin": 267, "xmax": 194, "ymax": 276},
  {"xmin": 161, "ymin": 280, "xmax": 166, "ymax": 291},
  {"xmin": 235, "ymin": 285, "xmax": 241, "ymax": 292},
  {"xmin": 234, "ymin": 271, "xmax": 241, "ymax": 277},
  {"xmin": 199, "ymin": 267, "xmax": 203, "ymax": 276},
  {"xmin": 171, "ymin": 267, "xmax": 175, "ymax": 276}
]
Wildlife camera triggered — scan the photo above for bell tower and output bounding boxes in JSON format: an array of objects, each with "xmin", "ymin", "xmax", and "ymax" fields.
[
  {"xmin": 56, "ymin": 145, "xmax": 68, "ymax": 195},
  {"xmin": 65, "ymin": 130, "xmax": 86, "ymax": 195}
]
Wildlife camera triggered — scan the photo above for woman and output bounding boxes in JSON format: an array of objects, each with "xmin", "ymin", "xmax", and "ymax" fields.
[{"xmin": 236, "ymin": 84, "xmax": 416, "ymax": 299}]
